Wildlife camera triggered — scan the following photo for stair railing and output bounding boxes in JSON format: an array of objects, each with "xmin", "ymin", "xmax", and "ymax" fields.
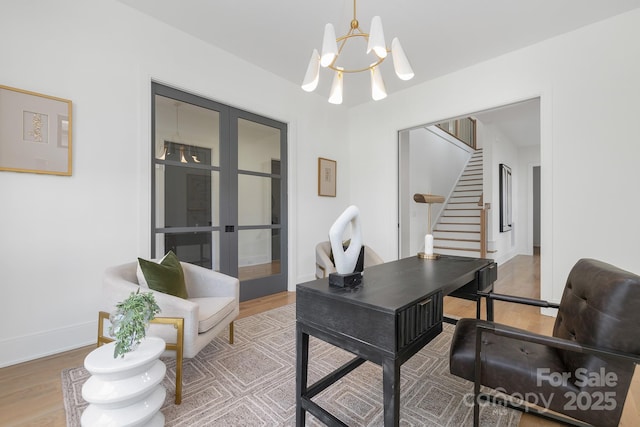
[
  {"xmin": 435, "ymin": 117, "xmax": 476, "ymax": 149},
  {"xmin": 478, "ymin": 194, "xmax": 490, "ymax": 258}
]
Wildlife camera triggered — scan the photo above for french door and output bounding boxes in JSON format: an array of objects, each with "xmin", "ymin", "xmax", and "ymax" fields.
[{"xmin": 151, "ymin": 83, "xmax": 287, "ymax": 301}]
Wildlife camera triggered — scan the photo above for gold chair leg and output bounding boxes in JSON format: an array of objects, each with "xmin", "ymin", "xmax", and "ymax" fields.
[
  {"xmin": 149, "ymin": 316, "xmax": 184, "ymax": 405},
  {"xmin": 97, "ymin": 311, "xmax": 109, "ymax": 347},
  {"xmin": 174, "ymin": 319, "xmax": 184, "ymax": 405},
  {"xmin": 229, "ymin": 321, "xmax": 234, "ymax": 344},
  {"xmin": 97, "ymin": 313, "xmax": 185, "ymax": 404}
]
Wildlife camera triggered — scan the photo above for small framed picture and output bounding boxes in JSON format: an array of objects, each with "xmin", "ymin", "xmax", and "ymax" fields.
[
  {"xmin": 318, "ymin": 157, "xmax": 336, "ymax": 197},
  {"xmin": 0, "ymin": 84, "xmax": 72, "ymax": 175}
]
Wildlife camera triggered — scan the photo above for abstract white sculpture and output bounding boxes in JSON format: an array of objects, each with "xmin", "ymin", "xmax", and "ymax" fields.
[{"xmin": 329, "ymin": 205, "xmax": 363, "ymax": 275}]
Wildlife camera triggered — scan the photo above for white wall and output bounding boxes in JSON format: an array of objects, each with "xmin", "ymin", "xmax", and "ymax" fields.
[
  {"xmin": 0, "ymin": 0, "xmax": 349, "ymax": 366},
  {"xmin": 348, "ymin": 9, "xmax": 640, "ymax": 306},
  {"xmin": 520, "ymin": 146, "xmax": 541, "ymax": 254},
  {"xmin": 484, "ymin": 122, "xmax": 522, "ymax": 265}
]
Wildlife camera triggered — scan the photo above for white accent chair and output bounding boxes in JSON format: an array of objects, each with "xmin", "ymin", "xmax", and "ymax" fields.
[
  {"xmin": 99, "ymin": 261, "xmax": 239, "ymax": 404},
  {"xmin": 315, "ymin": 241, "xmax": 384, "ymax": 279}
]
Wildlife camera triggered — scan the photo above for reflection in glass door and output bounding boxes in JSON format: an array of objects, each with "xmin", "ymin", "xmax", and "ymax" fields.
[
  {"xmin": 233, "ymin": 114, "xmax": 287, "ymax": 300},
  {"xmin": 152, "ymin": 91, "xmax": 224, "ymax": 271},
  {"xmin": 151, "ymin": 83, "xmax": 287, "ymax": 301}
]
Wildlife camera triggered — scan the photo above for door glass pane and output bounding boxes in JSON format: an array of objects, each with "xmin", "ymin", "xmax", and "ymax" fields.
[
  {"xmin": 237, "ymin": 118, "xmax": 280, "ymax": 172},
  {"xmin": 238, "ymin": 174, "xmax": 279, "ymax": 226},
  {"xmin": 154, "ymin": 95, "xmax": 220, "ymax": 167},
  {"xmin": 154, "ymin": 94, "xmax": 221, "ymax": 229},
  {"xmin": 238, "ymin": 229, "xmax": 280, "ymax": 281},
  {"xmin": 155, "ymin": 168, "xmax": 219, "ymax": 228},
  {"xmin": 155, "ymin": 231, "xmax": 220, "ymax": 271}
]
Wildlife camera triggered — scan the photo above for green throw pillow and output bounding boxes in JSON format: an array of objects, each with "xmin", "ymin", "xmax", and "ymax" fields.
[{"xmin": 137, "ymin": 251, "xmax": 188, "ymax": 299}]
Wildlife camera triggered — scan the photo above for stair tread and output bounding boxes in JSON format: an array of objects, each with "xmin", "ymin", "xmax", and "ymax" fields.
[{"xmin": 431, "ymin": 150, "xmax": 486, "ymax": 256}]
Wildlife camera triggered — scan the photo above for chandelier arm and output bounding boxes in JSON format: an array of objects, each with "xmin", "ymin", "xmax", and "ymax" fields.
[
  {"xmin": 327, "ymin": 32, "xmax": 387, "ymax": 73},
  {"xmin": 328, "ymin": 58, "xmax": 385, "ymax": 74}
]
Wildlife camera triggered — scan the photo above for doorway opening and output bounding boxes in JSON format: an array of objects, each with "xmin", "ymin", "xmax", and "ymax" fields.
[{"xmin": 398, "ymin": 98, "xmax": 541, "ymax": 267}]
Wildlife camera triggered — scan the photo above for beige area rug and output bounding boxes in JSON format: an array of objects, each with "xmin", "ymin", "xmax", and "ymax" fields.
[{"xmin": 62, "ymin": 304, "xmax": 520, "ymax": 426}]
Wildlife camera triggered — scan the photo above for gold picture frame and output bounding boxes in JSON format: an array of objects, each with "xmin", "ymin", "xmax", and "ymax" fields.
[
  {"xmin": 318, "ymin": 157, "xmax": 336, "ymax": 197},
  {"xmin": 0, "ymin": 84, "xmax": 72, "ymax": 175}
]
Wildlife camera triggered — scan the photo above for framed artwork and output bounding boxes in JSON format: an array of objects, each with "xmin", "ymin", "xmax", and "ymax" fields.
[
  {"xmin": 499, "ymin": 163, "xmax": 512, "ymax": 232},
  {"xmin": 0, "ymin": 85, "xmax": 72, "ymax": 175},
  {"xmin": 318, "ymin": 157, "xmax": 336, "ymax": 197}
]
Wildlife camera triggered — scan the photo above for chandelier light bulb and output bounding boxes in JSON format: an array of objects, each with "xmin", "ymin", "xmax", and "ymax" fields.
[
  {"xmin": 391, "ymin": 38, "xmax": 414, "ymax": 81},
  {"xmin": 328, "ymin": 69, "xmax": 344, "ymax": 104},
  {"xmin": 370, "ymin": 65, "xmax": 387, "ymax": 101},
  {"xmin": 367, "ymin": 16, "xmax": 387, "ymax": 59},
  {"xmin": 302, "ymin": 49, "xmax": 321, "ymax": 92},
  {"xmin": 320, "ymin": 23, "xmax": 338, "ymax": 67}
]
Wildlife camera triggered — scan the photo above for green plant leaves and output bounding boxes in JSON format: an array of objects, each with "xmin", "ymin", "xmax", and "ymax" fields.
[{"xmin": 109, "ymin": 289, "xmax": 161, "ymax": 358}]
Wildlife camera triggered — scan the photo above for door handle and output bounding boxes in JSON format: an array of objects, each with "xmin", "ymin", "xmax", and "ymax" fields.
[{"xmin": 225, "ymin": 225, "xmax": 235, "ymax": 232}]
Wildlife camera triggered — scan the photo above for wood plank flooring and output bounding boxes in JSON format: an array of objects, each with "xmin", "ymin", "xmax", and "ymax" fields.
[{"xmin": 0, "ymin": 254, "xmax": 637, "ymax": 426}]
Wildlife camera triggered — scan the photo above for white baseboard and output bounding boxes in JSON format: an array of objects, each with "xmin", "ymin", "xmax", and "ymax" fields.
[{"xmin": 0, "ymin": 320, "xmax": 96, "ymax": 368}]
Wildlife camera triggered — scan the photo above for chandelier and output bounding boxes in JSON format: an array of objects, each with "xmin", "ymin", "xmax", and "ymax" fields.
[{"xmin": 301, "ymin": 0, "xmax": 414, "ymax": 104}]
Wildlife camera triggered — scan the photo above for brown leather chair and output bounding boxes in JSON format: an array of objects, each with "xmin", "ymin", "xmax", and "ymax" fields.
[{"xmin": 449, "ymin": 258, "xmax": 640, "ymax": 427}]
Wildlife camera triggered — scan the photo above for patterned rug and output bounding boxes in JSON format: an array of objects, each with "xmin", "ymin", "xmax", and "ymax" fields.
[{"xmin": 62, "ymin": 304, "xmax": 520, "ymax": 426}]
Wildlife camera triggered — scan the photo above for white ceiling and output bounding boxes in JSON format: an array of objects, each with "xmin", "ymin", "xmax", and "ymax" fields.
[{"xmin": 118, "ymin": 0, "xmax": 640, "ymax": 145}]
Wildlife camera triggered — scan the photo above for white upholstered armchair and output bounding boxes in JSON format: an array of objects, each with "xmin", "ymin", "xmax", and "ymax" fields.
[
  {"xmin": 99, "ymin": 261, "xmax": 239, "ymax": 403},
  {"xmin": 315, "ymin": 241, "xmax": 384, "ymax": 279}
]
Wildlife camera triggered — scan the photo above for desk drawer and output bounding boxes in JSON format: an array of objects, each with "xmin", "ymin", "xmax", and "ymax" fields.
[{"xmin": 397, "ymin": 291, "xmax": 443, "ymax": 350}]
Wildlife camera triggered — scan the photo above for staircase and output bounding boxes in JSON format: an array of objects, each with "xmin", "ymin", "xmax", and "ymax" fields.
[{"xmin": 433, "ymin": 149, "xmax": 485, "ymax": 258}]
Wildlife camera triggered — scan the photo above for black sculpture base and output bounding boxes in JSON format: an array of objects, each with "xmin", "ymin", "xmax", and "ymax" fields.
[
  {"xmin": 328, "ymin": 245, "xmax": 365, "ymax": 288},
  {"xmin": 329, "ymin": 271, "xmax": 363, "ymax": 288}
]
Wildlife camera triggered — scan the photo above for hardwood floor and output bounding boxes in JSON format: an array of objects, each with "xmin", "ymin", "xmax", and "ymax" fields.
[
  {"xmin": 238, "ymin": 261, "xmax": 282, "ymax": 282},
  {"xmin": 0, "ymin": 255, "xmax": 637, "ymax": 426}
]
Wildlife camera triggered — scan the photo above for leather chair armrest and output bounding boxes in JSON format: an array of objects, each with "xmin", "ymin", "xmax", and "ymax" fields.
[
  {"xmin": 477, "ymin": 291, "xmax": 560, "ymax": 309},
  {"xmin": 476, "ymin": 322, "xmax": 640, "ymax": 365}
]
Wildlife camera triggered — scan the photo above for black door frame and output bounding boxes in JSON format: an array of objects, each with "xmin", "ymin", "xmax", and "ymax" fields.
[{"xmin": 151, "ymin": 82, "xmax": 288, "ymax": 301}]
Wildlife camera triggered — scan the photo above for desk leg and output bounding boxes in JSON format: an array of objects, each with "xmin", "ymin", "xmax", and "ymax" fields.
[
  {"xmin": 296, "ymin": 323, "xmax": 309, "ymax": 427},
  {"xmin": 382, "ymin": 358, "xmax": 400, "ymax": 427}
]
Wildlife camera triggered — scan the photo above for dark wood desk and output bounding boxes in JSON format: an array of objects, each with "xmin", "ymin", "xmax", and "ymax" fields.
[{"xmin": 296, "ymin": 255, "xmax": 496, "ymax": 426}]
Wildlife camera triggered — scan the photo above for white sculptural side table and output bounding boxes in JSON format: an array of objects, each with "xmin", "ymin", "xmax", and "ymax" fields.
[{"xmin": 81, "ymin": 336, "xmax": 167, "ymax": 427}]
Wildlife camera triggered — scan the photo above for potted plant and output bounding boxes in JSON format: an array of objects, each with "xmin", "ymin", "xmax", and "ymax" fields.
[
  {"xmin": 82, "ymin": 291, "xmax": 166, "ymax": 424},
  {"xmin": 109, "ymin": 290, "xmax": 161, "ymax": 358}
]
